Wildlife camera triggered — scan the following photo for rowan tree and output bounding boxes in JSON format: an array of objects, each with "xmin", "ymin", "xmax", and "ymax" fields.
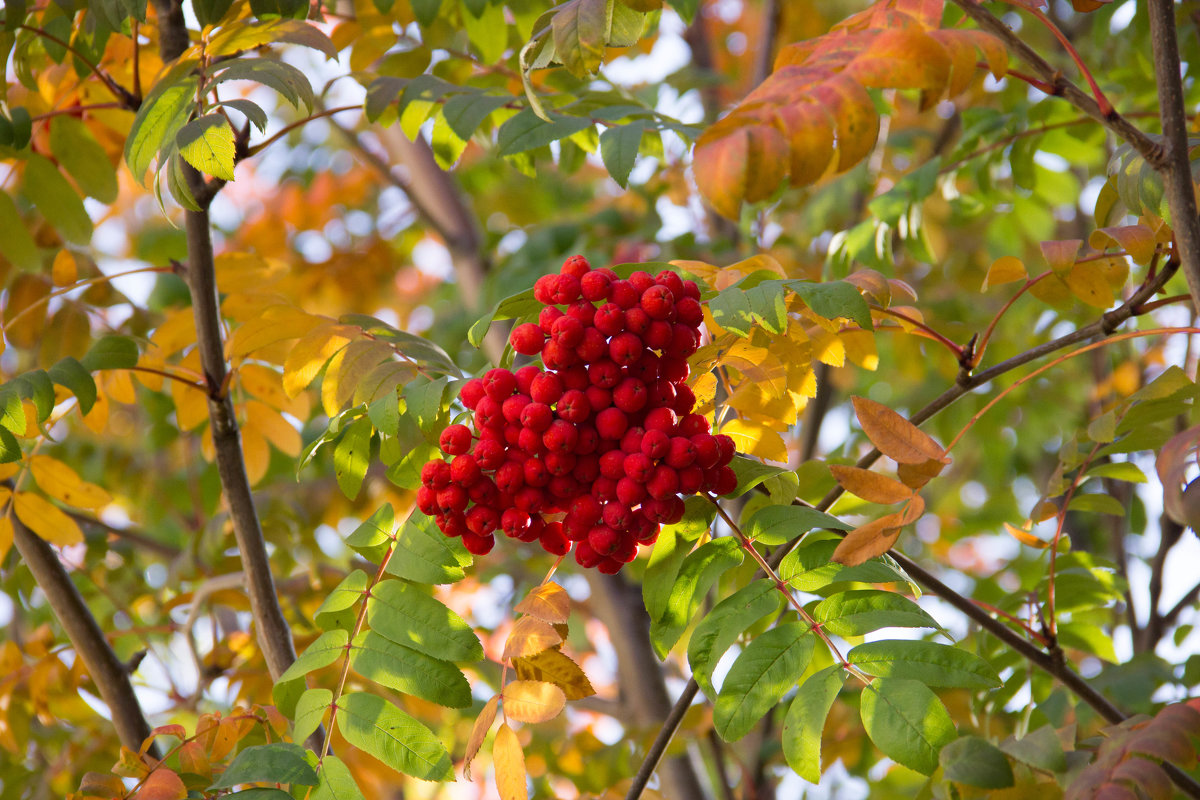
[{"xmin": 0, "ymin": 0, "xmax": 1199, "ymax": 799}]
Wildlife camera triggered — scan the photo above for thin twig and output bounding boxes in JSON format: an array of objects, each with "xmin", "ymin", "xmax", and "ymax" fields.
[{"xmin": 18, "ymin": 25, "xmax": 138, "ymax": 109}]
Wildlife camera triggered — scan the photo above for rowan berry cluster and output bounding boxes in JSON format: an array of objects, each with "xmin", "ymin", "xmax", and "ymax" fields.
[{"xmin": 418, "ymin": 256, "xmax": 738, "ymax": 573}]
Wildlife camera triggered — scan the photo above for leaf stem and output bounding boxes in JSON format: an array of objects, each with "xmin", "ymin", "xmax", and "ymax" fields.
[
  {"xmin": 972, "ymin": 271, "xmax": 1051, "ymax": 367},
  {"xmin": 245, "ymin": 105, "xmax": 363, "ymax": 157},
  {"xmin": 18, "ymin": 25, "xmax": 138, "ymax": 109},
  {"xmin": 871, "ymin": 306, "xmax": 963, "ymax": 358}
]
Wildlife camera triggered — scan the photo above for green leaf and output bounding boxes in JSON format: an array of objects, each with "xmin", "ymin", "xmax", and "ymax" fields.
[
  {"xmin": 9, "ymin": 106, "xmax": 30, "ymax": 149},
  {"xmin": 124, "ymin": 61, "xmax": 199, "ymax": 184},
  {"xmin": 223, "ymin": 790, "xmax": 294, "ymax": 800},
  {"xmin": 443, "ymin": 92, "xmax": 511, "ymax": 141},
  {"xmin": 81, "ymin": 335, "xmax": 139, "ymax": 371},
  {"xmin": 789, "ymin": 280, "xmax": 873, "ymax": 330},
  {"xmin": 599, "ymin": 120, "xmax": 646, "ymax": 188},
  {"xmin": 781, "ymin": 537, "xmax": 916, "ymax": 592},
  {"xmin": 273, "ymin": 629, "xmax": 348, "ymax": 715},
  {"xmin": 743, "ymin": 504, "xmax": 848, "ymax": 546},
  {"xmin": 209, "ymin": 743, "xmax": 318, "ymax": 789},
  {"xmin": 218, "ymin": 98, "xmax": 270, "ymax": 133},
  {"xmin": 47, "ymin": 357, "xmax": 97, "ymax": 415},
  {"xmin": 11, "ymin": 371, "xmax": 54, "ymax": 423},
  {"xmin": 462, "ymin": 0, "xmax": 506, "ymax": 64},
  {"xmin": 860, "ymin": 678, "xmax": 956, "ymax": 775},
  {"xmin": 403, "ymin": 376, "xmax": 452, "ymax": 438},
  {"xmin": 249, "ymin": 0, "xmax": 308, "ymax": 21},
  {"xmin": 811, "ymin": 590, "xmax": 939, "ymax": 637},
  {"xmin": 336, "ymin": 692, "xmax": 454, "ymax": 781},
  {"xmin": 468, "ymin": 288, "xmax": 542, "ymax": 347},
  {"xmin": 24, "ymin": 155, "xmax": 92, "ymax": 245},
  {"xmin": 782, "ymin": 666, "xmax": 845, "ymax": 782},
  {"xmin": 344, "ymin": 504, "xmax": 395, "ymax": 563},
  {"xmin": 387, "ymin": 511, "xmax": 472, "ymax": 584},
  {"xmin": 1066, "ymin": 492, "xmax": 1127, "ymax": 516},
  {"xmin": 940, "ymin": 736, "xmax": 1015, "ymax": 788},
  {"xmin": 688, "ymin": 580, "xmax": 783, "ymax": 697},
  {"xmin": 714, "ymin": 621, "xmax": 815, "ymax": 742},
  {"xmin": 211, "ymin": 58, "xmax": 313, "ymax": 112},
  {"xmin": 665, "ymin": 0, "xmax": 697, "ymax": 23},
  {"xmin": 727, "ymin": 455, "xmax": 788, "ymax": 498},
  {"xmin": 311, "ymin": 755, "xmax": 365, "ymax": 800},
  {"xmin": 193, "ymin": 0, "xmax": 236, "ymax": 26},
  {"xmin": 367, "ymin": 579, "xmax": 484, "ymax": 662},
  {"xmin": 1084, "ymin": 461, "xmax": 1147, "ymax": 483},
  {"xmin": 999, "ymin": 724, "xmax": 1067, "ymax": 773},
  {"xmin": 0, "ymin": 390, "xmax": 25, "ymax": 435},
  {"xmin": 334, "ymin": 417, "xmax": 373, "ymax": 500},
  {"xmin": 0, "ymin": 190, "xmax": 40, "ymax": 270},
  {"xmin": 847, "ymin": 640, "xmax": 1000, "ymax": 689},
  {"xmin": 552, "ymin": 0, "xmax": 606, "ymax": 78},
  {"xmin": 0, "ymin": 427, "xmax": 20, "ymax": 462},
  {"xmin": 314, "ymin": 569, "xmax": 368, "ymax": 631},
  {"xmin": 643, "ymin": 523, "xmax": 695, "ymax": 624},
  {"xmin": 176, "ymin": 115, "xmax": 237, "ymax": 181},
  {"xmin": 649, "ymin": 537, "xmax": 744, "ymax": 659},
  {"xmin": 294, "ymin": 688, "xmax": 331, "ymax": 746},
  {"xmin": 411, "ymin": 0, "xmax": 441, "ymax": 26},
  {"xmin": 351, "ymin": 632, "xmax": 471, "ymax": 707},
  {"xmin": 49, "ymin": 116, "xmax": 118, "ymax": 203},
  {"xmin": 497, "ymin": 109, "xmax": 592, "ymax": 156}
]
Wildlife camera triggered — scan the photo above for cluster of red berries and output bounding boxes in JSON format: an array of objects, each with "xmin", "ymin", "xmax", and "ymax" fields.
[{"xmin": 417, "ymin": 256, "xmax": 738, "ymax": 573}]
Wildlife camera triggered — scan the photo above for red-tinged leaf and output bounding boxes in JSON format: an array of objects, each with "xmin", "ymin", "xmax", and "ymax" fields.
[
  {"xmin": 502, "ymin": 680, "xmax": 566, "ymax": 723},
  {"xmin": 927, "ymin": 29, "xmax": 981, "ymax": 96},
  {"xmin": 807, "ymin": 73, "xmax": 879, "ymax": 172},
  {"xmin": 961, "ymin": 29, "xmax": 1008, "ymax": 78},
  {"xmin": 1110, "ymin": 758, "xmax": 1172, "ymax": 799},
  {"xmin": 829, "ymin": 464, "xmax": 913, "ymax": 504},
  {"xmin": 149, "ymin": 724, "xmax": 186, "ymax": 740},
  {"xmin": 493, "ymin": 723, "xmax": 528, "ymax": 800},
  {"xmin": 513, "ymin": 648, "xmax": 596, "ymax": 700},
  {"xmin": 1092, "ymin": 784, "xmax": 1139, "ymax": 800},
  {"xmin": 1004, "ymin": 0, "xmax": 1048, "ymax": 8},
  {"xmin": 773, "ymin": 101, "xmax": 836, "ymax": 186},
  {"xmin": 133, "ymin": 769, "xmax": 186, "ymax": 800},
  {"xmin": 896, "ymin": 457, "xmax": 945, "ymax": 489},
  {"xmin": 1072, "ymin": 0, "xmax": 1110, "ymax": 10},
  {"xmin": 114, "ymin": 746, "xmax": 150, "ymax": 778},
  {"xmin": 831, "ymin": 515, "xmax": 903, "ymax": 566},
  {"xmin": 463, "ymin": 695, "xmax": 498, "ymax": 780},
  {"xmin": 79, "ymin": 772, "xmax": 126, "ymax": 798},
  {"xmin": 1089, "ymin": 225, "xmax": 1157, "ymax": 264},
  {"xmin": 1004, "ymin": 521, "xmax": 1049, "ymax": 549},
  {"xmin": 1040, "ymin": 239, "xmax": 1082, "ymax": 275},
  {"xmin": 845, "ymin": 27, "xmax": 950, "ymax": 91},
  {"xmin": 982, "ymin": 256, "xmax": 1027, "ymax": 290},
  {"xmin": 693, "ymin": 120, "xmax": 790, "ymax": 219},
  {"xmin": 513, "ymin": 582, "xmax": 570, "ymax": 624},
  {"xmin": 852, "ymin": 396, "xmax": 946, "ymax": 464},
  {"xmin": 1156, "ymin": 424, "xmax": 1200, "ymax": 526},
  {"xmin": 503, "ymin": 616, "xmax": 564, "ymax": 661}
]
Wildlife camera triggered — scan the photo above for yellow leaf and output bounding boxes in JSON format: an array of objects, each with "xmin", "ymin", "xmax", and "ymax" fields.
[
  {"xmin": 0, "ymin": 465, "xmax": 14, "ymax": 482},
  {"xmin": 720, "ymin": 418, "xmax": 789, "ymax": 463},
  {"xmin": 982, "ymin": 256, "xmax": 1026, "ymax": 290},
  {"xmin": 52, "ymin": 250, "xmax": 77, "ymax": 286},
  {"xmin": 513, "ymin": 582, "xmax": 570, "ymax": 623},
  {"xmin": 1089, "ymin": 224, "xmax": 1157, "ymax": 264},
  {"xmin": 1027, "ymin": 273, "xmax": 1073, "ymax": 308},
  {"xmin": 503, "ymin": 617, "xmax": 563, "ymax": 661},
  {"xmin": 13, "ymin": 492, "xmax": 83, "ymax": 546},
  {"xmin": 171, "ymin": 352, "xmax": 208, "ymax": 431},
  {"xmin": 213, "ymin": 252, "xmax": 288, "ymax": 294},
  {"xmin": 0, "ymin": 515, "xmax": 12, "ymax": 564},
  {"xmin": 502, "ymin": 681, "xmax": 566, "ymax": 724},
  {"xmin": 1004, "ymin": 521, "xmax": 1049, "ymax": 549},
  {"xmin": 283, "ymin": 324, "xmax": 357, "ymax": 397},
  {"xmin": 103, "ymin": 370, "xmax": 137, "ymax": 404},
  {"xmin": 494, "ymin": 723, "xmax": 528, "ymax": 800},
  {"xmin": 150, "ymin": 308, "xmax": 197, "ymax": 359},
  {"xmin": 690, "ymin": 372, "xmax": 718, "ymax": 412},
  {"xmin": 1066, "ymin": 262, "xmax": 1115, "ymax": 309},
  {"xmin": 321, "ymin": 339, "xmax": 394, "ymax": 417},
  {"xmin": 241, "ymin": 424, "xmax": 270, "ymax": 486},
  {"xmin": 238, "ymin": 364, "xmax": 288, "ymax": 410},
  {"xmin": 229, "ymin": 305, "xmax": 322, "ymax": 358},
  {"xmin": 29, "ymin": 455, "xmax": 112, "ymax": 510},
  {"xmin": 841, "ymin": 329, "xmax": 878, "ymax": 370},
  {"xmin": 463, "ymin": 695, "xmax": 498, "ymax": 780},
  {"xmin": 851, "ymin": 396, "xmax": 945, "ymax": 465},
  {"xmin": 513, "ymin": 648, "xmax": 595, "ymax": 700},
  {"xmin": 811, "ymin": 330, "xmax": 845, "ymax": 367},
  {"xmin": 829, "ymin": 465, "xmax": 912, "ymax": 504},
  {"xmin": 244, "ymin": 400, "xmax": 301, "ymax": 457}
]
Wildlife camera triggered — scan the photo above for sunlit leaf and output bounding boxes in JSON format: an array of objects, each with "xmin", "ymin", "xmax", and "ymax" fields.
[
  {"xmin": 502, "ymin": 680, "xmax": 566, "ymax": 723},
  {"xmin": 494, "ymin": 723, "xmax": 528, "ymax": 800},
  {"xmin": 336, "ymin": 692, "xmax": 454, "ymax": 781},
  {"xmin": 859, "ymin": 678, "xmax": 955, "ymax": 775},
  {"xmin": 782, "ymin": 666, "xmax": 845, "ymax": 782}
]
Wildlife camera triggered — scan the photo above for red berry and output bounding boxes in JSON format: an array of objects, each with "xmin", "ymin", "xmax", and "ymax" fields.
[
  {"xmin": 543, "ymin": 419, "xmax": 579, "ymax": 453},
  {"xmin": 664, "ymin": 324, "xmax": 700, "ymax": 358},
  {"xmin": 631, "ymin": 514, "xmax": 659, "ymax": 543},
  {"xmin": 450, "ymin": 454, "xmax": 481, "ymax": 485},
  {"xmin": 503, "ymin": 394, "xmax": 532, "ymax": 424},
  {"xmin": 591, "ymin": 476, "xmax": 618, "ymax": 502},
  {"xmin": 518, "ymin": 426, "xmax": 542, "ymax": 454},
  {"xmin": 462, "ymin": 532, "xmax": 495, "ymax": 555},
  {"xmin": 644, "ymin": 406, "xmax": 678, "ymax": 433},
  {"xmin": 620, "ymin": 427, "xmax": 645, "ymax": 454},
  {"xmin": 474, "ymin": 395, "xmax": 504, "ymax": 429},
  {"xmin": 533, "ymin": 274, "xmax": 557, "ymax": 304},
  {"xmin": 550, "ymin": 274, "xmax": 581, "ymax": 304},
  {"xmin": 539, "ymin": 305, "xmax": 564, "ymax": 333},
  {"xmin": 641, "ymin": 429, "xmax": 670, "ymax": 460},
  {"xmin": 597, "ymin": 557, "xmax": 623, "ymax": 574},
  {"xmin": 681, "ymin": 280, "xmax": 701, "ymax": 300},
  {"xmin": 629, "ymin": 271, "xmax": 655, "ymax": 293},
  {"xmin": 647, "ymin": 464, "xmax": 680, "ymax": 499},
  {"xmin": 616, "ymin": 476, "xmax": 647, "ymax": 505},
  {"xmin": 466, "ymin": 505, "xmax": 500, "ymax": 535},
  {"xmin": 610, "ymin": 279, "xmax": 640, "ymax": 309},
  {"xmin": 440, "ymin": 511, "xmax": 468, "ymax": 538},
  {"xmin": 576, "ymin": 327, "xmax": 607, "ymax": 363},
  {"xmin": 545, "ymin": 451, "xmax": 576, "ymax": 477},
  {"xmin": 520, "ymin": 402, "xmax": 554, "ymax": 432},
  {"xmin": 575, "ymin": 451, "xmax": 600, "ymax": 479},
  {"xmin": 530, "ymin": 373, "xmax": 564, "ymax": 405},
  {"xmin": 575, "ymin": 540, "xmax": 602, "ymax": 568},
  {"xmin": 552, "ymin": 315, "xmax": 585, "ymax": 348},
  {"xmin": 422, "ymin": 459, "xmax": 452, "ymax": 489},
  {"xmin": 641, "ymin": 285, "xmax": 675, "ymax": 320},
  {"xmin": 712, "ymin": 465, "xmax": 738, "ymax": 495},
  {"xmin": 645, "ymin": 320, "xmax": 673, "ymax": 350},
  {"xmin": 557, "ymin": 389, "xmax": 591, "ymax": 423},
  {"xmin": 594, "ymin": 303, "xmax": 625, "ymax": 336},
  {"xmin": 523, "ymin": 457, "xmax": 550, "ymax": 487},
  {"xmin": 468, "ymin": 476, "xmax": 499, "ymax": 505},
  {"xmin": 514, "ymin": 487, "xmax": 547, "ymax": 513},
  {"xmin": 678, "ymin": 466, "xmax": 704, "ymax": 494},
  {"xmin": 510, "ymin": 323, "xmax": 545, "ymax": 355},
  {"xmin": 602, "ymin": 502, "xmax": 635, "ymax": 531},
  {"xmin": 460, "ymin": 378, "xmax": 486, "ymax": 410},
  {"xmin": 595, "ymin": 407, "xmax": 629, "ymax": 440},
  {"xmin": 613, "ymin": 377, "xmax": 648, "ymax": 414},
  {"xmin": 588, "ymin": 359, "xmax": 622, "ymax": 389},
  {"xmin": 673, "ymin": 383, "xmax": 696, "ymax": 415},
  {"xmin": 440, "ymin": 424, "xmax": 472, "ymax": 455},
  {"xmin": 599, "ymin": 450, "xmax": 626, "ymax": 480},
  {"xmin": 679, "ymin": 414, "xmax": 710, "ymax": 437},
  {"xmin": 676, "ymin": 297, "xmax": 703, "ymax": 326},
  {"xmin": 562, "ymin": 254, "xmax": 591, "ymax": 278},
  {"xmin": 417, "ymin": 485, "xmax": 438, "ymax": 515},
  {"xmin": 437, "ymin": 484, "xmax": 468, "ymax": 512},
  {"xmin": 560, "ymin": 364, "xmax": 590, "ymax": 390},
  {"xmin": 666, "ymin": 437, "xmax": 697, "ymax": 469},
  {"xmin": 496, "ymin": 462, "xmax": 525, "ymax": 494},
  {"xmin": 692, "ymin": 434, "xmax": 720, "ymax": 469},
  {"xmin": 585, "ymin": 385, "xmax": 612, "ymax": 412},
  {"xmin": 714, "ymin": 433, "xmax": 736, "ymax": 465},
  {"xmin": 623, "ymin": 452, "xmax": 654, "ymax": 482},
  {"xmin": 483, "ymin": 368, "xmax": 517, "ymax": 401},
  {"xmin": 628, "ymin": 352, "xmax": 661, "ymax": 383},
  {"xmin": 610, "ymin": 332, "xmax": 644, "ymax": 366},
  {"xmin": 475, "ymin": 438, "xmax": 505, "ymax": 470},
  {"xmin": 541, "ymin": 522, "xmax": 570, "ymax": 556},
  {"xmin": 655, "ymin": 270, "xmax": 684, "ymax": 297},
  {"xmin": 501, "ymin": 508, "xmax": 531, "ymax": 538},
  {"xmin": 515, "ymin": 365, "xmax": 540, "ymax": 395},
  {"xmin": 581, "ymin": 270, "xmax": 613, "ymax": 302},
  {"xmin": 541, "ymin": 340, "xmax": 578, "ymax": 369},
  {"xmin": 649, "ymin": 378, "xmax": 677, "ymax": 408},
  {"xmin": 624, "ymin": 307, "xmax": 651, "ymax": 336},
  {"xmin": 589, "ymin": 525, "xmax": 620, "ymax": 555}
]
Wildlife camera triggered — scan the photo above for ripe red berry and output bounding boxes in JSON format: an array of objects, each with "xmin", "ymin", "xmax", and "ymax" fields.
[
  {"xmin": 628, "ymin": 352, "xmax": 660, "ymax": 383},
  {"xmin": 712, "ymin": 465, "xmax": 738, "ymax": 495},
  {"xmin": 556, "ymin": 389, "xmax": 591, "ymax": 423},
  {"xmin": 474, "ymin": 396, "xmax": 504, "ymax": 429},
  {"xmin": 543, "ymin": 419, "xmax": 579, "ymax": 453},
  {"xmin": 440, "ymin": 424, "xmax": 472, "ymax": 455},
  {"xmin": 517, "ymin": 426, "xmax": 542, "ymax": 454},
  {"xmin": 655, "ymin": 270, "xmax": 684, "ymax": 297},
  {"xmin": 502, "ymin": 394, "xmax": 531, "ymax": 424},
  {"xmin": 422, "ymin": 459, "xmax": 452, "ymax": 489},
  {"xmin": 641, "ymin": 429, "xmax": 670, "ymax": 460},
  {"xmin": 549, "ymin": 274, "xmax": 581, "ymax": 304},
  {"xmin": 679, "ymin": 413, "xmax": 710, "ymax": 437},
  {"xmin": 588, "ymin": 359, "xmax": 621, "ymax": 389},
  {"xmin": 501, "ymin": 508, "xmax": 531, "ymax": 538},
  {"xmin": 616, "ymin": 476, "xmax": 647, "ymax": 505},
  {"xmin": 666, "ymin": 437, "xmax": 697, "ymax": 469},
  {"xmin": 514, "ymin": 487, "xmax": 546, "ymax": 513},
  {"xmin": 483, "ymin": 368, "xmax": 517, "ymax": 401},
  {"xmin": 417, "ymin": 485, "xmax": 438, "ymax": 515},
  {"xmin": 673, "ymin": 383, "xmax": 696, "ymax": 415},
  {"xmin": 581, "ymin": 270, "xmax": 612, "ymax": 302},
  {"xmin": 520, "ymin": 402, "xmax": 554, "ymax": 432},
  {"xmin": 575, "ymin": 450, "xmax": 600, "ymax": 478},
  {"xmin": 466, "ymin": 505, "xmax": 500, "ymax": 535},
  {"xmin": 450, "ymin": 454, "xmax": 481, "ymax": 485},
  {"xmin": 496, "ymin": 461, "xmax": 525, "ymax": 494},
  {"xmin": 575, "ymin": 540, "xmax": 602, "ymax": 567},
  {"xmin": 510, "ymin": 323, "xmax": 545, "ymax": 355},
  {"xmin": 439, "ymin": 511, "xmax": 468, "ymax": 538},
  {"xmin": 551, "ymin": 315, "xmax": 585, "ymax": 348},
  {"xmin": 594, "ymin": 303, "xmax": 625, "ymax": 336},
  {"xmin": 541, "ymin": 340, "xmax": 578, "ymax": 369},
  {"xmin": 624, "ymin": 307, "xmax": 651, "ymax": 336},
  {"xmin": 620, "ymin": 427, "xmax": 644, "ymax": 454},
  {"xmin": 609, "ymin": 332, "xmax": 644, "ymax": 366},
  {"xmin": 468, "ymin": 476, "xmax": 499, "ymax": 505},
  {"xmin": 539, "ymin": 305, "xmax": 564, "ymax": 333},
  {"xmin": 629, "ymin": 271, "xmax": 655, "ymax": 293},
  {"xmin": 644, "ymin": 406, "xmax": 678, "ymax": 433},
  {"xmin": 578, "ymin": 327, "xmax": 609, "ymax": 362},
  {"xmin": 645, "ymin": 320, "xmax": 673, "ymax": 350},
  {"xmin": 610, "ymin": 279, "xmax": 640, "ymax": 309},
  {"xmin": 647, "ymin": 464, "xmax": 680, "ymax": 499},
  {"xmin": 590, "ymin": 476, "xmax": 618, "ymax": 502},
  {"xmin": 459, "ymin": 378, "xmax": 486, "ymax": 410},
  {"xmin": 676, "ymin": 296, "xmax": 703, "ymax": 326},
  {"xmin": 515, "ymin": 365, "xmax": 540, "ymax": 395},
  {"xmin": 623, "ymin": 452, "xmax": 654, "ymax": 482},
  {"xmin": 530, "ymin": 373, "xmax": 564, "ymax": 405},
  {"xmin": 714, "ymin": 434, "xmax": 736, "ymax": 465},
  {"xmin": 649, "ymin": 378, "xmax": 677, "ymax": 408},
  {"xmin": 462, "ymin": 532, "xmax": 495, "ymax": 555},
  {"xmin": 692, "ymin": 434, "xmax": 721, "ymax": 469},
  {"xmin": 541, "ymin": 522, "xmax": 570, "ymax": 555},
  {"xmin": 678, "ymin": 466, "xmax": 704, "ymax": 494},
  {"xmin": 613, "ymin": 377, "xmax": 648, "ymax": 414},
  {"xmin": 599, "ymin": 449, "xmax": 626, "ymax": 480},
  {"xmin": 664, "ymin": 324, "xmax": 700, "ymax": 358},
  {"xmin": 588, "ymin": 526, "xmax": 620, "ymax": 555},
  {"xmin": 475, "ymin": 438, "xmax": 505, "ymax": 470},
  {"xmin": 562, "ymin": 254, "xmax": 591, "ymax": 278},
  {"xmin": 641, "ymin": 285, "xmax": 675, "ymax": 320},
  {"xmin": 437, "ymin": 484, "xmax": 468, "ymax": 512},
  {"xmin": 523, "ymin": 457, "xmax": 551, "ymax": 487},
  {"xmin": 602, "ymin": 502, "xmax": 635, "ymax": 531},
  {"xmin": 681, "ymin": 280, "xmax": 701, "ymax": 300},
  {"xmin": 545, "ymin": 451, "xmax": 577, "ymax": 477},
  {"xmin": 533, "ymin": 274, "xmax": 557, "ymax": 304},
  {"xmin": 585, "ymin": 385, "xmax": 612, "ymax": 412},
  {"xmin": 595, "ymin": 407, "xmax": 629, "ymax": 440}
]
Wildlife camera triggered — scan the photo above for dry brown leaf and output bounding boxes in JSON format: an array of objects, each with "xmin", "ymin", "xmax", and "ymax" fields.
[
  {"xmin": 829, "ymin": 464, "xmax": 912, "ymax": 504},
  {"xmin": 513, "ymin": 581, "xmax": 570, "ymax": 624},
  {"xmin": 896, "ymin": 457, "xmax": 946, "ymax": 490},
  {"xmin": 852, "ymin": 396, "xmax": 945, "ymax": 464},
  {"xmin": 831, "ymin": 515, "xmax": 902, "ymax": 567}
]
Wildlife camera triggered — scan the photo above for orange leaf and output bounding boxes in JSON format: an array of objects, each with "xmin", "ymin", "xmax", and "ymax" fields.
[
  {"xmin": 1065, "ymin": 261, "xmax": 1115, "ymax": 309},
  {"xmin": 502, "ymin": 680, "xmax": 566, "ymax": 724},
  {"xmin": 513, "ymin": 582, "xmax": 570, "ymax": 624},
  {"xmin": 982, "ymin": 256, "xmax": 1026, "ymax": 290},
  {"xmin": 851, "ymin": 396, "xmax": 945, "ymax": 464},
  {"xmin": 463, "ymin": 695, "xmax": 498, "ymax": 780},
  {"xmin": 133, "ymin": 768, "xmax": 187, "ymax": 800},
  {"xmin": 79, "ymin": 772, "xmax": 126, "ymax": 798},
  {"xmin": 4, "ymin": 274, "xmax": 51, "ymax": 350},
  {"xmin": 52, "ymin": 249, "xmax": 77, "ymax": 286},
  {"xmin": 241, "ymin": 424, "xmax": 270, "ymax": 486},
  {"xmin": 513, "ymin": 648, "xmax": 596, "ymax": 700},
  {"xmin": 493, "ymin": 723, "xmax": 528, "ymax": 800},
  {"xmin": 1004, "ymin": 522, "xmax": 1049, "ymax": 549},
  {"xmin": 693, "ymin": 120, "xmax": 790, "ymax": 219},
  {"xmin": 1089, "ymin": 224, "xmax": 1157, "ymax": 264},
  {"xmin": 245, "ymin": 400, "xmax": 302, "ymax": 457},
  {"xmin": 896, "ymin": 457, "xmax": 946, "ymax": 490},
  {"xmin": 1039, "ymin": 239, "xmax": 1082, "ymax": 275},
  {"xmin": 13, "ymin": 492, "xmax": 83, "ymax": 546},
  {"xmin": 503, "ymin": 617, "xmax": 563, "ymax": 661},
  {"xmin": 845, "ymin": 27, "xmax": 950, "ymax": 92},
  {"xmin": 283, "ymin": 323, "xmax": 357, "ymax": 398},
  {"xmin": 830, "ymin": 464, "xmax": 912, "ymax": 504},
  {"xmin": 0, "ymin": 516, "xmax": 12, "ymax": 564},
  {"xmin": 113, "ymin": 746, "xmax": 151, "ymax": 778},
  {"xmin": 831, "ymin": 514, "xmax": 903, "ymax": 566}
]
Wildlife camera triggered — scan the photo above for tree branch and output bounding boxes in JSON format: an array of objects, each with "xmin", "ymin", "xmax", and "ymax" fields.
[
  {"xmin": 947, "ymin": 0, "xmax": 1161, "ymax": 164},
  {"xmin": 1147, "ymin": 0, "xmax": 1200, "ymax": 315},
  {"xmin": 10, "ymin": 513, "xmax": 157, "ymax": 755}
]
